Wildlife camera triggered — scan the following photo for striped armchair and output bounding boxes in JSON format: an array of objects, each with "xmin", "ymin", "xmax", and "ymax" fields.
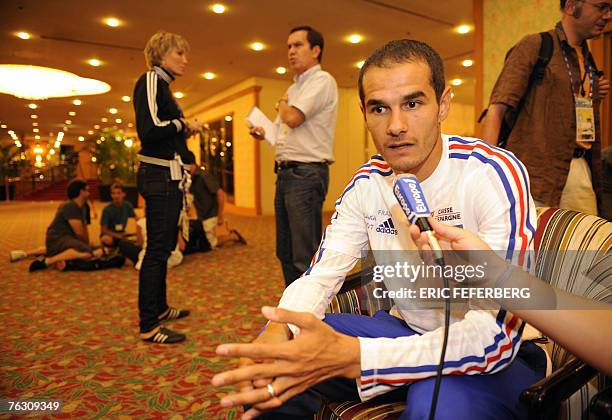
[{"xmin": 317, "ymin": 208, "xmax": 611, "ymax": 420}]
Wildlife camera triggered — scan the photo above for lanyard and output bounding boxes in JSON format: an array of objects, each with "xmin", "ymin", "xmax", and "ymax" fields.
[{"xmin": 561, "ymin": 45, "xmax": 593, "ymax": 99}]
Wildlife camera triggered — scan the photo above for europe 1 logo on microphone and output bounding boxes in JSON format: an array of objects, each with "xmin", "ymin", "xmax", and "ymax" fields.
[{"xmin": 393, "ymin": 175, "xmax": 431, "ymax": 224}]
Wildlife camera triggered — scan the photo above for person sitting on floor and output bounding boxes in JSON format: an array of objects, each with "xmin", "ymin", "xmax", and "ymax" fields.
[
  {"xmin": 100, "ymin": 183, "xmax": 142, "ymax": 265},
  {"xmin": 188, "ymin": 154, "xmax": 246, "ymax": 248},
  {"xmin": 25, "ymin": 179, "xmax": 103, "ymax": 271}
]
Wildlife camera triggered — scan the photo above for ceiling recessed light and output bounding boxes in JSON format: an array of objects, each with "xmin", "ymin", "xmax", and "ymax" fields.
[
  {"xmin": 78, "ymin": 136, "xmax": 85, "ymax": 141},
  {"xmin": 275, "ymin": 66, "xmax": 287, "ymax": 75},
  {"xmin": 202, "ymin": 72, "xmax": 216, "ymax": 80},
  {"xmin": 101, "ymin": 117, "xmax": 108, "ymax": 122},
  {"xmin": 462, "ymin": 59, "xmax": 474, "ymax": 67},
  {"xmin": 127, "ymin": 123, "xmax": 133, "ymax": 128},
  {"xmin": 63, "ymin": 126, "xmax": 68, "ymax": 131},
  {"xmin": 31, "ymin": 114, "xmax": 38, "ymax": 119},
  {"xmin": 174, "ymin": 91, "xmax": 184, "ymax": 99},
  {"xmin": 115, "ymin": 118, "xmax": 122, "ymax": 123},
  {"xmin": 455, "ymin": 25, "xmax": 471, "ymax": 34},
  {"xmin": 28, "ymin": 103, "xmax": 38, "ymax": 109},
  {"xmin": 356, "ymin": 60, "xmax": 365, "ymax": 69},
  {"xmin": 94, "ymin": 124, "xmax": 100, "ymax": 129},
  {"xmin": 33, "ymin": 128, "xmax": 39, "ymax": 133},
  {"xmin": 35, "ymin": 135, "xmax": 41, "ymax": 140},
  {"xmin": 347, "ymin": 34, "xmax": 363, "ymax": 44},
  {"xmin": 210, "ymin": 3, "xmax": 226, "ymax": 13},
  {"xmin": 32, "ymin": 122, "xmax": 38, "ymax": 126},
  {"xmin": 224, "ymin": 115, "xmax": 233, "ymax": 122},
  {"xmin": 250, "ymin": 42, "xmax": 265, "ymax": 51},
  {"xmin": 104, "ymin": 17, "xmax": 121, "ymax": 27},
  {"xmin": 0, "ymin": 124, "xmax": 7, "ymax": 129},
  {"xmin": 88, "ymin": 58, "xmax": 102, "ymax": 67},
  {"xmin": 121, "ymin": 95, "xmax": 131, "ymax": 102},
  {"xmin": 17, "ymin": 32, "xmax": 31, "ymax": 40},
  {"xmin": 451, "ymin": 78, "xmax": 463, "ymax": 86},
  {"xmin": 68, "ymin": 111, "xmax": 76, "ymax": 116},
  {"xmin": 73, "ymin": 99, "xmax": 82, "ymax": 106},
  {"xmin": 109, "ymin": 107, "xmax": 118, "ymax": 114},
  {"xmin": 88, "ymin": 130, "xmax": 94, "ymax": 135},
  {"xmin": 65, "ymin": 119, "xmax": 72, "ymax": 124}
]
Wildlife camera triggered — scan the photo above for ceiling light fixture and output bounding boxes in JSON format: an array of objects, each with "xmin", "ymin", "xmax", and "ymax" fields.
[
  {"xmin": 68, "ymin": 111, "xmax": 76, "ymax": 116},
  {"xmin": 73, "ymin": 99, "xmax": 82, "ymax": 105},
  {"xmin": 104, "ymin": 17, "xmax": 121, "ymax": 27},
  {"xmin": 33, "ymin": 128, "xmax": 39, "ymax": 133},
  {"xmin": 0, "ymin": 65, "xmax": 110, "ymax": 100},
  {"xmin": 109, "ymin": 108, "xmax": 118, "ymax": 114},
  {"xmin": 250, "ymin": 42, "xmax": 265, "ymax": 51},
  {"xmin": 101, "ymin": 117, "xmax": 108, "ymax": 122},
  {"xmin": 65, "ymin": 120, "xmax": 72, "ymax": 124},
  {"xmin": 115, "ymin": 118, "xmax": 122, "ymax": 123},
  {"xmin": 32, "ymin": 122, "xmax": 38, "ymax": 126},
  {"xmin": 462, "ymin": 59, "xmax": 474, "ymax": 67},
  {"xmin": 356, "ymin": 60, "xmax": 365, "ymax": 69},
  {"xmin": 224, "ymin": 115, "xmax": 233, "ymax": 122},
  {"xmin": 78, "ymin": 136, "xmax": 85, "ymax": 141},
  {"xmin": 17, "ymin": 32, "xmax": 31, "ymax": 40},
  {"xmin": 94, "ymin": 124, "xmax": 100, "ymax": 129},
  {"xmin": 275, "ymin": 67, "xmax": 287, "ymax": 75},
  {"xmin": 88, "ymin": 130, "xmax": 94, "ymax": 135},
  {"xmin": 31, "ymin": 114, "xmax": 38, "ymax": 119},
  {"xmin": 28, "ymin": 103, "xmax": 38, "ymax": 109},
  {"xmin": 455, "ymin": 25, "xmax": 471, "ymax": 34},
  {"xmin": 0, "ymin": 124, "xmax": 6, "ymax": 129},
  {"xmin": 88, "ymin": 58, "xmax": 102, "ymax": 67},
  {"xmin": 210, "ymin": 3, "xmax": 226, "ymax": 13},
  {"xmin": 451, "ymin": 78, "xmax": 463, "ymax": 86},
  {"xmin": 121, "ymin": 95, "xmax": 131, "ymax": 102},
  {"xmin": 347, "ymin": 34, "xmax": 363, "ymax": 44},
  {"xmin": 202, "ymin": 72, "xmax": 216, "ymax": 80},
  {"xmin": 174, "ymin": 92, "xmax": 184, "ymax": 99},
  {"xmin": 35, "ymin": 135, "xmax": 41, "ymax": 140}
]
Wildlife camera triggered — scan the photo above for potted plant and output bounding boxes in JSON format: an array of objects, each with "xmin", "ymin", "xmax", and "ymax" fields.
[{"xmin": 89, "ymin": 129, "xmax": 139, "ymax": 207}]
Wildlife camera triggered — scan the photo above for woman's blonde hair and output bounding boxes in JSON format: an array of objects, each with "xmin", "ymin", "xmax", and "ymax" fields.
[{"xmin": 144, "ymin": 31, "xmax": 190, "ymax": 69}]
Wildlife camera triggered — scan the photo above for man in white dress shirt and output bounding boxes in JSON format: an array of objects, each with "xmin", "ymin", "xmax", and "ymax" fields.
[{"xmin": 250, "ymin": 25, "xmax": 339, "ymax": 286}]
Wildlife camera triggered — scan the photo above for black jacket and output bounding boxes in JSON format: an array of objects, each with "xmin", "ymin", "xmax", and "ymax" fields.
[{"xmin": 133, "ymin": 66, "xmax": 193, "ymax": 163}]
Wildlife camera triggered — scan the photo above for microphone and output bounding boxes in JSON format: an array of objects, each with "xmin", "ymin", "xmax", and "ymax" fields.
[{"xmin": 393, "ymin": 174, "xmax": 445, "ymax": 266}]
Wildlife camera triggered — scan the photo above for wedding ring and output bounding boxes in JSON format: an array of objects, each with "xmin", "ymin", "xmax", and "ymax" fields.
[{"xmin": 266, "ymin": 383, "xmax": 276, "ymax": 398}]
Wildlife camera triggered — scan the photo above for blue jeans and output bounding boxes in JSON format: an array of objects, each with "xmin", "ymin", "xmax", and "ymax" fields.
[
  {"xmin": 259, "ymin": 311, "xmax": 546, "ymax": 419},
  {"xmin": 274, "ymin": 163, "xmax": 329, "ymax": 286},
  {"xmin": 136, "ymin": 163, "xmax": 182, "ymax": 333}
]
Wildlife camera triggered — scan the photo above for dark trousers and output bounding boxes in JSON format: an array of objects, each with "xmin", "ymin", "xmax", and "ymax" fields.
[
  {"xmin": 115, "ymin": 238, "xmax": 141, "ymax": 265},
  {"xmin": 137, "ymin": 164, "xmax": 182, "ymax": 333},
  {"xmin": 274, "ymin": 164, "xmax": 329, "ymax": 286}
]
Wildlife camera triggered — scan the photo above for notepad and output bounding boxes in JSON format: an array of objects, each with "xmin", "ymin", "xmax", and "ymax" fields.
[{"xmin": 246, "ymin": 106, "xmax": 278, "ymax": 146}]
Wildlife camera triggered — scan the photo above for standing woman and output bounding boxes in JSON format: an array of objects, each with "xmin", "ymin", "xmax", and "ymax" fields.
[{"xmin": 133, "ymin": 31, "xmax": 203, "ymax": 344}]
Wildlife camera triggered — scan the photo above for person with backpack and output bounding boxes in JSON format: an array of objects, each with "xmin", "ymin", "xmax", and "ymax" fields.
[{"xmin": 482, "ymin": 0, "xmax": 610, "ymax": 215}]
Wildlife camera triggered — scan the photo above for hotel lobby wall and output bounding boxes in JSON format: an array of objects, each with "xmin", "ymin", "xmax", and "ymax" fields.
[
  {"xmin": 482, "ymin": 0, "xmax": 558, "ymax": 104},
  {"xmin": 186, "ymin": 77, "xmax": 262, "ymax": 213}
]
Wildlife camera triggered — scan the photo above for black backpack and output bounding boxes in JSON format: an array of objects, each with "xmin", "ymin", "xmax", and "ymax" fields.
[{"xmin": 478, "ymin": 32, "xmax": 553, "ymax": 148}]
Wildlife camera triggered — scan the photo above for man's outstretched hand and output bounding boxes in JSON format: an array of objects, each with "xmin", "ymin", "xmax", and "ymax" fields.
[{"xmin": 212, "ymin": 306, "xmax": 360, "ymax": 419}]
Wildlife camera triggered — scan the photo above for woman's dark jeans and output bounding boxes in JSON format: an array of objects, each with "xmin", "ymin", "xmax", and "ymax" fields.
[{"xmin": 137, "ymin": 163, "xmax": 182, "ymax": 333}]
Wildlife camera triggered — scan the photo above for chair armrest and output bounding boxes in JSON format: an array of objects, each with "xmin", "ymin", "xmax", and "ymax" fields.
[
  {"xmin": 338, "ymin": 266, "xmax": 373, "ymax": 294},
  {"xmin": 520, "ymin": 358, "xmax": 597, "ymax": 419}
]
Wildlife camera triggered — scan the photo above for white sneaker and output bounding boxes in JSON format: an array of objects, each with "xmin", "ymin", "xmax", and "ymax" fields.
[{"xmin": 9, "ymin": 250, "xmax": 27, "ymax": 262}]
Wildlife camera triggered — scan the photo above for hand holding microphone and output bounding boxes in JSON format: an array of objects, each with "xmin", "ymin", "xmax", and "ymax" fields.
[{"xmin": 393, "ymin": 174, "xmax": 445, "ymax": 267}]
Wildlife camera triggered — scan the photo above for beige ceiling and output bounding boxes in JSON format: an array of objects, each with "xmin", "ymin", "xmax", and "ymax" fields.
[{"xmin": 0, "ymin": 0, "xmax": 474, "ymax": 146}]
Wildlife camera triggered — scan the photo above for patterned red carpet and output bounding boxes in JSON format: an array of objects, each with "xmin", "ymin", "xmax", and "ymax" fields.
[{"xmin": 0, "ymin": 201, "xmax": 286, "ymax": 419}]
